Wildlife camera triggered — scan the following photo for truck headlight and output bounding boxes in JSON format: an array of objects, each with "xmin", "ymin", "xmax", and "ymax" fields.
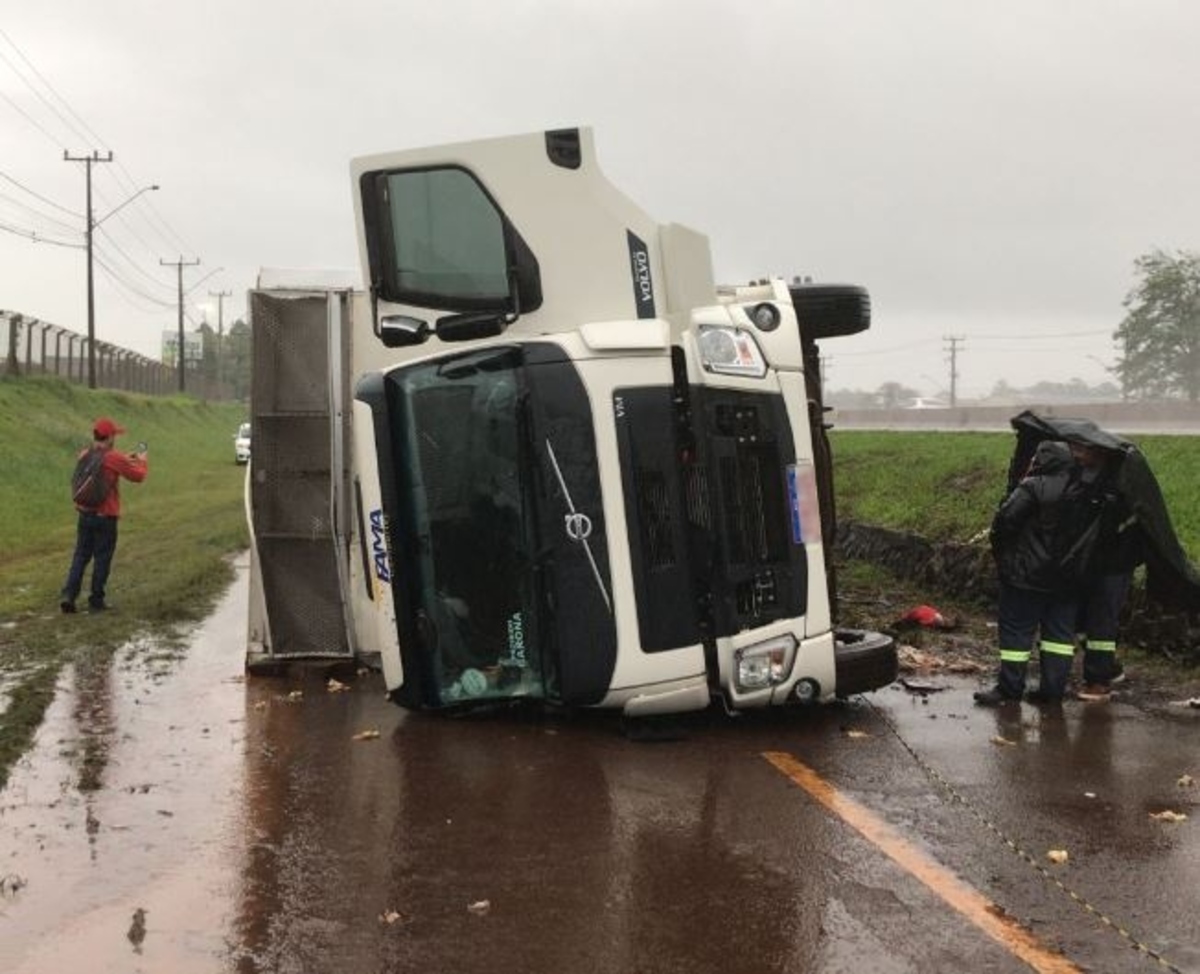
[
  {"xmin": 735, "ymin": 634, "xmax": 796, "ymax": 691},
  {"xmin": 697, "ymin": 325, "xmax": 767, "ymax": 379}
]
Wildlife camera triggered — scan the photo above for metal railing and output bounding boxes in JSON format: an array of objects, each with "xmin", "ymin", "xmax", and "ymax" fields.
[{"xmin": 1, "ymin": 309, "xmax": 222, "ymax": 397}]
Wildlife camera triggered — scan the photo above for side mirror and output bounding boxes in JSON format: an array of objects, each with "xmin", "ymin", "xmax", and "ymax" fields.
[
  {"xmin": 435, "ymin": 312, "xmax": 506, "ymax": 342},
  {"xmin": 378, "ymin": 314, "xmax": 431, "ymax": 348}
]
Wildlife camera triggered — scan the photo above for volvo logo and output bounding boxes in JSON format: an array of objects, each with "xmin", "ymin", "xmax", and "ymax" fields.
[{"xmin": 564, "ymin": 512, "xmax": 593, "ymax": 542}]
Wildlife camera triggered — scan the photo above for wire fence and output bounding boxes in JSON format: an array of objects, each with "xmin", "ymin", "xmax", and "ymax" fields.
[{"xmin": 1, "ymin": 309, "xmax": 230, "ymax": 399}]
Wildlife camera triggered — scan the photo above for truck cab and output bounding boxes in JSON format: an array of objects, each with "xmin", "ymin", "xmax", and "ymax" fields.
[{"xmin": 245, "ymin": 127, "xmax": 895, "ymax": 716}]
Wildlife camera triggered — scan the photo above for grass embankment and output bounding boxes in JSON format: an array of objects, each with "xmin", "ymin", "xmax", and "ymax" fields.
[
  {"xmin": 830, "ymin": 429, "xmax": 1200, "ymax": 558},
  {"xmin": 0, "ymin": 376, "xmax": 248, "ymax": 788}
]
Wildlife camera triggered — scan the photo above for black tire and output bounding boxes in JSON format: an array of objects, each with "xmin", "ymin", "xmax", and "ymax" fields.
[
  {"xmin": 833, "ymin": 627, "xmax": 897, "ymax": 696},
  {"xmin": 788, "ymin": 283, "xmax": 871, "ymax": 339}
]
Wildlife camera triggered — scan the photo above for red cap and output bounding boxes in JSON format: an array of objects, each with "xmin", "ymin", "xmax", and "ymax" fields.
[{"xmin": 93, "ymin": 417, "xmax": 125, "ymax": 439}]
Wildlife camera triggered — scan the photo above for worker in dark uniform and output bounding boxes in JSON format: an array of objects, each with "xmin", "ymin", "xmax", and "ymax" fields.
[
  {"xmin": 976, "ymin": 441, "xmax": 1087, "ymax": 706},
  {"xmin": 1071, "ymin": 440, "xmax": 1143, "ymax": 701}
]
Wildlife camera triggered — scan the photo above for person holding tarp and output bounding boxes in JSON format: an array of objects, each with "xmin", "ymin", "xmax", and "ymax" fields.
[
  {"xmin": 976, "ymin": 440, "xmax": 1092, "ymax": 705},
  {"xmin": 1004, "ymin": 411, "xmax": 1200, "ymax": 700},
  {"xmin": 1067, "ymin": 437, "xmax": 1142, "ymax": 700}
]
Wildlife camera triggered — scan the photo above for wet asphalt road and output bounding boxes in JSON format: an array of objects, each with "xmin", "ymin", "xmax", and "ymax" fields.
[{"xmin": 2, "ymin": 561, "xmax": 1198, "ymax": 974}]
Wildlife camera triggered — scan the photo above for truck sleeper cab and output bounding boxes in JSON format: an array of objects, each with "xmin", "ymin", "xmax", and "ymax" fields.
[{"xmin": 245, "ymin": 127, "xmax": 896, "ymax": 716}]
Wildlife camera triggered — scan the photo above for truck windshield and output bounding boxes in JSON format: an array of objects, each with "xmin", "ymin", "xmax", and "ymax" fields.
[
  {"xmin": 386, "ymin": 347, "xmax": 544, "ymax": 705},
  {"xmin": 380, "ymin": 342, "xmax": 617, "ymax": 709}
]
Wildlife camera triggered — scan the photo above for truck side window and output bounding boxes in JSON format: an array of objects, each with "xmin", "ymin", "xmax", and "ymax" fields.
[{"xmin": 384, "ymin": 168, "xmax": 508, "ymax": 304}]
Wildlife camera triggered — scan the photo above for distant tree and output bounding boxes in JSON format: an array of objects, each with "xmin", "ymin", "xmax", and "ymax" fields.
[
  {"xmin": 225, "ymin": 319, "xmax": 251, "ymax": 401},
  {"xmin": 197, "ymin": 322, "xmax": 217, "ymax": 384},
  {"xmin": 826, "ymin": 388, "xmax": 879, "ymax": 409},
  {"xmin": 1114, "ymin": 249, "xmax": 1200, "ymax": 401},
  {"xmin": 876, "ymin": 381, "xmax": 920, "ymax": 408}
]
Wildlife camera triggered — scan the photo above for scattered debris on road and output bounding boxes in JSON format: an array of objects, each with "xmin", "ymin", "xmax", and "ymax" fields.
[
  {"xmin": 1149, "ymin": 810, "xmax": 1188, "ymax": 823},
  {"xmin": 900, "ymin": 677, "xmax": 949, "ymax": 694},
  {"xmin": 352, "ymin": 729, "xmax": 381, "ymax": 741},
  {"xmin": 127, "ymin": 907, "xmax": 147, "ymax": 948},
  {"xmin": 991, "ymin": 736, "xmax": 1018, "ymax": 747},
  {"xmin": 327, "ymin": 678, "xmax": 351, "ymax": 693},
  {"xmin": 895, "ymin": 604, "xmax": 959, "ymax": 630},
  {"xmin": 1046, "ymin": 849, "xmax": 1069, "ymax": 864},
  {"xmin": 897, "ymin": 646, "xmax": 987, "ymax": 675},
  {"xmin": 467, "ymin": 900, "xmax": 491, "ymax": 916}
]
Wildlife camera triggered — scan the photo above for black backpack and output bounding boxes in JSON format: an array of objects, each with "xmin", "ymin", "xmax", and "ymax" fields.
[{"xmin": 71, "ymin": 446, "xmax": 110, "ymax": 509}]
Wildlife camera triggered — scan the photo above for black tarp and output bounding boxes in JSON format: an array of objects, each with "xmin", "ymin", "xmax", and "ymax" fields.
[{"xmin": 1008, "ymin": 410, "xmax": 1200, "ymax": 612}]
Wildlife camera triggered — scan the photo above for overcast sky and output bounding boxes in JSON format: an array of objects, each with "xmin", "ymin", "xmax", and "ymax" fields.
[{"xmin": 3, "ymin": 1, "xmax": 1198, "ymax": 398}]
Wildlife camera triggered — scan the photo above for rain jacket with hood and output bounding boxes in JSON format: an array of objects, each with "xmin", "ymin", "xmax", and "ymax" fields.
[{"xmin": 990, "ymin": 440, "xmax": 1088, "ymax": 592}]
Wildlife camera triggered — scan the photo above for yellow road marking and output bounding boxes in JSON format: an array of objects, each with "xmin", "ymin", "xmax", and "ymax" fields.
[{"xmin": 762, "ymin": 751, "xmax": 1083, "ymax": 974}]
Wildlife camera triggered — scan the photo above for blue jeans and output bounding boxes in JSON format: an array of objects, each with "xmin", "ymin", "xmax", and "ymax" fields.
[{"xmin": 61, "ymin": 512, "xmax": 119, "ymax": 608}]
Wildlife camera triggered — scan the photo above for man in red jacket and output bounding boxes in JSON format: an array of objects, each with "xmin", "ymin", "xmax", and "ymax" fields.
[{"xmin": 60, "ymin": 417, "xmax": 149, "ymax": 613}]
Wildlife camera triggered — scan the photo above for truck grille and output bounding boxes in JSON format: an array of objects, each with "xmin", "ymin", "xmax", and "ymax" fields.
[
  {"xmin": 636, "ymin": 470, "xmax": 675, "ymax": 569},
  {"xmin": 719, "ymin": 446, "xmax": 787, "ymax": 566},
  {"xmin": 616, "ymin": 382, "xmax": 806, "ymax": 648}
]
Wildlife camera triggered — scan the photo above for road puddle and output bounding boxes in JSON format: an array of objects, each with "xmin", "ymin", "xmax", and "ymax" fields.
[{"xmin": 0, "ymin": 566, "xmax": 252, "ymax": 974}]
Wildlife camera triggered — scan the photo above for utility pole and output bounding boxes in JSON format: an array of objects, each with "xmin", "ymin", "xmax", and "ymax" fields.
[
  {"xmin": 944, "ymin": 335, "xmax": 965, "ymax": 407},
  {"xmin": 209, "ymin": 289, "xmax": 231, "ymax": 398},
  {"xmin": 64, "ymin": 150, "xmax": 113, "ymax": 389},
  {"xmin": 162, "ymin": 256, "xmax": 201, "ymax": 392}
]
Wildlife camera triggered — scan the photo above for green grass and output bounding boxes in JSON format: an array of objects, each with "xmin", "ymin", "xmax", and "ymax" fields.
[
  {"xmin": 0, "ymin": 376, "xmax": 248, "ymax": 789},
  {"xmin": 830, "ymin": 429, "xmax": 1200, "ymax": 559}
]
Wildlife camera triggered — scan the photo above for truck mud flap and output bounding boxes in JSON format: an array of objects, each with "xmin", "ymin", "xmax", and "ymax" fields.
[{"xmin": 833, "ymin": 627, "xmax": 897, "ymax": 697}]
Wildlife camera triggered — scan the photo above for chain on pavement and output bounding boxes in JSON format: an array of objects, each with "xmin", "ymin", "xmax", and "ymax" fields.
[{"xmin": 862, "ymin": 696, "xmax": 1187, "ymax": 974}]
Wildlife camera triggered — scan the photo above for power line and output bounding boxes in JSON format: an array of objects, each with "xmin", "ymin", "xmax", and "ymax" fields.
[
  {"xmin": 1, "ymin": 28, "xmax": 195, "ymax": 261},
  {"xmin": 93, "ymin": 253, "xmax": 176, "ymax": 311},
  {"xmin": 0, "ymin": 219, "xmax": 81, "ymax": 248},
  {"xmin": 0, "ymin": 28, "xmax": 98, "ymax": 149},
  {"xmin": 833, "ymin": 337, "xmax": 942, "ymax": 358},
  {"xmin": 0, "ymin": 189, "xmax": 79, "ymax": 234},
  {"xmin": 0, "ymin": 168, "xmax": 79, "ymax": 217},
  {"xmin": 0, "ymin": 85, "xmax": 63, "ymax": 147},
  {"xmin": 95, "ymin": 227, "xmax": 176, "ymax": 297},
  {"xmin": 972, "ymin": 328, "xmax": 1112, "ymax": 341}
]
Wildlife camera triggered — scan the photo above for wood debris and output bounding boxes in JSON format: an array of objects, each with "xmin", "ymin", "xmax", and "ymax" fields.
[
  {"xmin": 898, "ymin": 646, "xmax": 987, "ymax": 676},
  {"xmin": 1149, "ymin": 810, "xmax": 1188, "ymax": 823},
  {"xmin": 352, "ymin": 729, "xmax": 381, "ymax": 741}
]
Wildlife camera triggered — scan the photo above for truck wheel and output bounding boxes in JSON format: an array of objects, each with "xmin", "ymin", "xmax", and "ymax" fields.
[
  {"xmin": 788, "ymin": 283, "xmax": 871, "ymax": 340},
  {"xmin": 833, "ymin": 627, "xmax": 898, "ymax": 697}
]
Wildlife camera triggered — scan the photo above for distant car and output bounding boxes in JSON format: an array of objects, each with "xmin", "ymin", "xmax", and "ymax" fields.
[{"xmin": 234, "ymin": 422, "xmax": 251, "ymax": 464}]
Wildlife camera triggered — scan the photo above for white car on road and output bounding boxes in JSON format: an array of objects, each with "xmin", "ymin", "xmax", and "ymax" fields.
[{"xmin": 234, "ymin": 422, "xmax": 251, "ymax": 464}]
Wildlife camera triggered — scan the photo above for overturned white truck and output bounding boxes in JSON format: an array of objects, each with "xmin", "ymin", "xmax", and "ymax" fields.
[{"xmin": 246, "ymin": 127, "xmax": 896, "ymax": 716}]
